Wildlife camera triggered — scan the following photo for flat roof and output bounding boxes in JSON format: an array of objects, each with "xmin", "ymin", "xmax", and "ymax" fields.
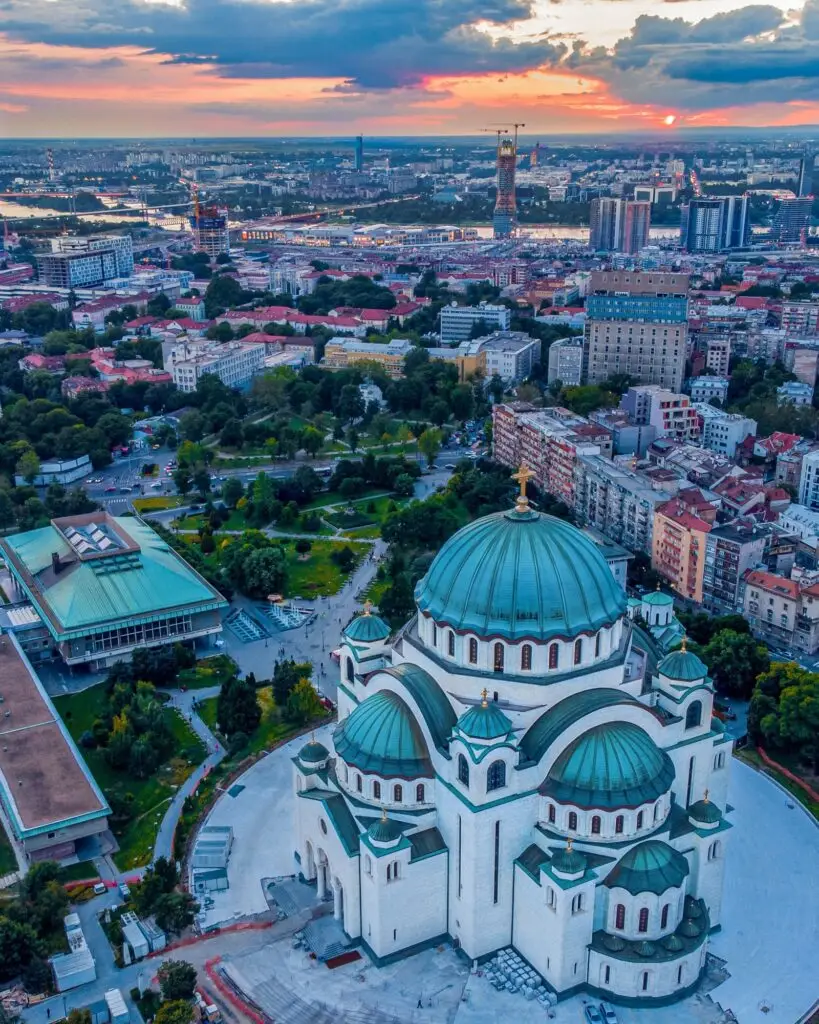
[{"xmin": 0, "ymin": 634, "xmax": 109, "ymax": 838}]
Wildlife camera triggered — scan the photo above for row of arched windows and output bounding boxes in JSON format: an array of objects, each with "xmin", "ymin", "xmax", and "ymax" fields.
[
  {"xmin": 614, "ymin": 903, "xmax": 671, "ymax": 933},
  {"xmin": 458, "ymin": 754, "xmax": 506, "ymax": 792},
  {"xmin": 548, "ymin": 801, "xmax": 663, "ymax": 836},
  {"xmin": 343, "ymin": 763, "xmax": 427, "ymax": 805}
]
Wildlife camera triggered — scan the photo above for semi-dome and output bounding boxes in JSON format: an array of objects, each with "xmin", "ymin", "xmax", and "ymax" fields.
[
  {"xmin": 334, "ymin": 690, "xmax": 432, "ymax": 779},
  {"xmin": 605, "ymin": 840, "xmax": 689, "ymax": 895},
  {"xmin": 298, "ymin": 739, "xmax": 329, "ymax": 764},
  {"xmin": 344, "ymin": 610, "xmax": 391, "ymax": 644},
  {"xmin": 658, "ymin": 642, "xmax": 707, "ymax": 682},
  {"xmin": 414, "ymin": 506, "xmax": 626, "ymax": 643},
  {"xmin": 541, "ymin": 722, "xmax": 674, "ymax": 810},
  {"xmin": 457, "ymin": 695, "xmax": 513, "ymax": 741}
]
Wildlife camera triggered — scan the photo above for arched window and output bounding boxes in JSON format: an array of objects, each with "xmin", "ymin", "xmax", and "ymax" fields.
[
  {"xmin": 654, "ymin": 801, "xmax": 661, "ymax": 821},
  {"xmin": 642, "ymin": 972, "xmax": 649, "ymax": 992},
  {"xmin": 468, "ymin": 638, "xmax": 478, "ymax": 664},
  {"xmin": 591, "ymin": 815, "xmax": 601, "ymax": 835},
  {"xmin": 346, "ymin": 658, "xmax": 354, "ymax": 683},
  {"xmin": 638, "ymin": 908, "xmax": 649, "ymax": 933},
  {"xmin": 448, "ymin": 630, "xmax": 455, "ymax": 657},
  {"xmin": 708, "ymin": 840, "xmax": 721, "ymax": 861},
  {"xmin": 340, "ymin": 762, "xmax": 348, "ymax": 782},
  {"xmin": 574, "ymin": 638, "xmax": 583, "ymax": 665},
  {"xmin": 548, "ymin": 643, "xmax": 559, "ymax": 669},
  {"xmin": 493, "ymin": 643, "xmax": 504, "ymax": 673},
  {"xmin": 661, "ymin": 903, "xmax": 670, "ymax": 929},
  {"xmin": 603, "ymin": 965, "xmax": 611, "ymax": 985},
  {"xmin": 416, "ymin": 783, "xmax": 425, "ymax": 803},
  {"xmin": 458, "ymin": 754, "xmax": 470, "ymax": 787},
  {"xmin": 364, "ymin": 855, "xmax": 372, "ymax": 876},
  {"xmin": 521, "ymin": 644, "xmax": 532, "ymax": 671},
  {"xmin": 432, "ymin": 625, "xmax": 438, "ymax": 647},
  {"xmin": 356, "ymin": 774, "xmax": 362, "ymax": 793},
  {"xmin": 571, "ymin": 893, "xmax": 583, "ymax": 914},
  {"xmin": 373, "ymin": 781, "xmax": 381, "ymax": 800},
  {"xmin": 546, "ymin": 886, "xmax": 555, "ymax": 908},
  {"xmin": 615, "ymin": 815, "xmax": 624, "ymax": 834},
  {"xmin": 615, "ymin": 904, "xmax": 625, "ymax": 930},
  {"xmin": 393, "ymin": 784, "xmax": 403, "ymax": 803},
  {"xmin": 595, "ymin": 632, "xmax": 601, "ymax": 657},
  {"xmin": 548, "ymin": 804, "xmax": 556, "ymax": 824},
  {"xmin": 636, "ymin": 810, "xmax": 644, "ymax": 830},
  {"xmin": 486, "ymin": 760, "xmax": 506, "ymax": 792},
  {"xmin": 677, "ymin": 964, "xmax": 684, "ymax": 985},
  {"xmin": 686, "ymin": 700, "xmax": 703, "ymax": 730},
  {"xmin": 568, "ymin": 811, "xmax": 578, "ymax": 831}
]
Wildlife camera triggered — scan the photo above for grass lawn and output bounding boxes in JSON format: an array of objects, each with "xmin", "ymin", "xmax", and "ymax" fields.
[
  {"xmin": 53, "ymin": 686, "xmax": 208, "ymax": 871},
  {"xmin": 342, "ymin": 525, "xmax": 383, "ymax": 539},
  {"xmin": 0, "ymin": 824, "xmax": 18, "ymax": 875},
  {"xmin": 198, "ymin": 687, "xmax": 311, "ymax": 758},
  {"xmin": 133, "ymin": 496, "xmax": 186, "ymax": 512},
  {"xmin": 176, "ymin": 654, "xmax": 237, "ymax": 690},
  {"xmin": 283, "ymin": 539, "xmax": 366, "ymax": 598},
  {"xmin": 361, "ymin": 574, "xmax": 390, "ymax": 608},
  {"xmin": 61, "ymin": 861, "xmax": 98, "ymax": 882},
  {"xmin": 303, "ymin": 486, "xmax": 388, "ymax": 511}
]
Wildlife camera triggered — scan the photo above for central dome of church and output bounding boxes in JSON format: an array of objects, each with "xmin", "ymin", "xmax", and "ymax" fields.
[{"xmin": 414, "ymin": 507, "xmax": 626, "ymax": 642}]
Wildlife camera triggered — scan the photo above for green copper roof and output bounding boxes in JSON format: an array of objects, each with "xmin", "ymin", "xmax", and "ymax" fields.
[
  {"xmin": 551, "ymin": 844, "xmax": 587, "ymax": 876},
  {"xmin": 367, "ymin": 815, "xmax": 404, "ymax": 844},
  {"xmin": 605, "ymin": 840, "xmax": 689, "ymax": 895},
  {"xmin": 688, "ymin": 798, "xmax": 722, "ymax": 824},
  {"xmin": 345, "ymin": 613, "xmax": 391, "ymax": 643},
  {"xmin": 299, "ymin": 740, "xmax": 329, "ymax": 764},
  {"xmin": 643, "ymin": 590, "xmax": 674, "ymax": 607},
  {"xmin": 333, "ymin": 690, "xmax": 432, "ymax": 779},
  {"xmin": 457, "ymin": 701, "xmax": 513, "ymax": 741},
  {"xmin": 541, "ymin": 722, "xmax": 674, "ymax": 809},
  {"xmin": 414, "ymin": 508, "xmax": 626, "ymax": 642},
  {"xmin": 377, "ymin": 663, "xmax": 457, "ymax": 755},
  {"xmin": 0, "ymin": 516, "xmax": 226, "ymax": 637},
  {"xmin": 658, "ymin": 648, "xmax": 707, "ymax": 682}
]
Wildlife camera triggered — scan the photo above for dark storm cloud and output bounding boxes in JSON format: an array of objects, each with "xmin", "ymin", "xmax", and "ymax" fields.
[{"xmin": 0, "ymin": 0, "xmax": 565, "ymax": 87}]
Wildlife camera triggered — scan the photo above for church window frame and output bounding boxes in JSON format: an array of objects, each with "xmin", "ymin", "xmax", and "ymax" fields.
[
  {"xmin": 521, "ymin": 644, "xmax": 532, "ymax": 671},
  {"xmin": 373, "ymin": 781, "xmax": 381, "ymax": 800},
  {"xmin": 393, "ymin": 784, "xmax": 403, "ymax": 803},
  {"xmin": 493, "ymin": 820, "xmax": 501, "ymax": 905},
  {"xmin": 677, "ymin": 964, "xmax": 684, "ymax": 985},
  {"xmin": 568, "ymin": 811, "xmax": 578, "ymax": 831},
  {"xmin": 641, "ymin": 971, "xmax": 650, "ymax": 992},
  {"xmin": 493, "ymin": 642, "xmax": 504, "ymax": 673},
  {"xmin": 574, "ymin": 638, "xmax": 583, "ymax": 665},
  {"xmin": 661, "ymin": 903, "xmax": 670, "ymax": 929},
  {"xmin": 615, "ymin": 903, "xmax": 625, "ymax": 930},
  {"xmin": 364, "ymin": 855, "xmax": 372, "ymax": 877},
  {"xmin": 686, "ymin": 700, "xmax": 703, "ymax": 730},
  {"xmin": 636, "ymin": 810, "xmax": 644, "ymax": 830},
  {"xmin": 548, "ymin": 803, "xmax": 556, "ymax": 824},
  {"xmin": 638, "ymin": 908, "xmax": 649, "ymax": 933},
  {"xmin": 595, "ymin": 632, "xmax": 601, "ymax": 658},
  {"xmin": 486, "ymin": 760, "xmax": 506, "ymax": 793},
  {"xmin": 432, "ymin": 624, "xmax": 438, "ymax": 648},
  {"xmin": 615, "ymin": 814, "xmax": 624, "ymax": 834},
  {"xmin": 356, "ymin": 774, "xmax": 362, "ymax": 793},
  {"xmin": 591, "ymin": 815, "xmax": 601, "ymax": 835},
  {"xmin": 468, "ymin": 637, "xmax": 478, "ymax": 664},
  {"xmin": 458, "ymin": 754, "xmax": 470, "ymax": 788},
  {"xmin": 546, "ymin": 886, "xmax": 555, "ymax": 908},
  {"xmin": 603, "ymin": 965, "xmax": 611, "ymax": 985},
  {"xmin": 416, "ymin": 783, "xmax": 425, "ymax": 803},
  {"xmin": 571, "ymin": 893, "xmax": 584, "ymax": 914},
  {"xmin": 548, "ymin": 643, "xmax": 559, "ymax": 669},
  {"xmin": 448, "ymin": 630, "xmax": 455, "ymax": 657},
  {"xmin": 346, "ymin": 658, "xmax": 354, "ymax": 684},
  {"xmin": 708, "ymin": 839, "xmax": 721, "ymax": 861},
  {"xmin": 654, "ymin": 801, "xmax": 661, "ymax": 821}
]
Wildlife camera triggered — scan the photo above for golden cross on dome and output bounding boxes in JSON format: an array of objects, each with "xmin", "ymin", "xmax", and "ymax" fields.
[
  {"xmin": 681, "ymin": 634, "xmax": 688, "ymax": 653},
  {"xmin": 566, "ymin": 837, "xmax": 573, "ymax": 852},
  {"xmin": 704, "ymin": 788, "xmax": 709, "ymax": 804},
  {"xmin": 363, "ymin": 599, "xmax": 372, "ymax": 616},
  {"xmin": 511, "ymin": 463, "xmax": 535, "ymax": 512},
  {"xmin": 381, "ymin": 806, "xmax": 388, "ymax": 822},
  {"xmin": 480, "ymin": 688, "xmax": 488, "ymax": 707}
]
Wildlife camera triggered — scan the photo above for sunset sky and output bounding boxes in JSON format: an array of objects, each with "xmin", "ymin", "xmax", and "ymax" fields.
[{"xmin": 0, "ymin": 0, "xmax": 818, "ymax": 137}]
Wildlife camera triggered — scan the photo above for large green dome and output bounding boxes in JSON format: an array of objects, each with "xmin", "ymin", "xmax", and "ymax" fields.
[
  {"xmin": 605, "ymin": 840, "xmax": 689, "ymax": 895},
  {"xmin": 540, "ymin": 722, "xmax": 674, "ymax": 809},
  {"xmin": 414, "ymin": 508, "xmax": 626, "ymax": 642},
  {"xmin": 334, "ymin": 690, "xmax": 432, "ymax": 779}
]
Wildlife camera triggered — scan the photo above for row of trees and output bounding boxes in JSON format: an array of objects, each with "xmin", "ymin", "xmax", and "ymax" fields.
[{"xmin": 0, "ymin": 862, "xmax": 71, "ymax": 989}]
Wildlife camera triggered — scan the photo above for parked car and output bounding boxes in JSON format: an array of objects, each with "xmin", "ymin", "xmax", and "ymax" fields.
[
  {"xmin": 600, "ymin": 1005, "xmax": 618, "ymax": 1024},
  {"xmin": 93, "ymin": 882, "xmax": 107, "ymax": 896},
  {"xmin": 104, "ymin": 486, "xmax": 117, "ymax": 493},
  {"xmin": 118, "ymin": 882, "xmax": 130, "ymax": 899}
]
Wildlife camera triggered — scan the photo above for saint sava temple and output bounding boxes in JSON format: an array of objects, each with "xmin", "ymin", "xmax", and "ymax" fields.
[{"xmin": 292, "ymin": 469, "xmax": 732, "ymax": 1007}]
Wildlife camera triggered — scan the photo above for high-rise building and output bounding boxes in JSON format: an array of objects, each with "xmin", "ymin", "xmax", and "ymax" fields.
[
  {"xmin": 354, "ymin": 135, "xmax": 364, "ymax": 172},
  {"xmin": 439, "ymin": 302, "xmax": 511, "ymax": 345},
  {"xmin": 680, "ymin": 197, "xmax": 750, "ymax": 252},
  {"xmin": 588, "ymin": 198, "xmax": 650, "ymax": 253},
  {"xmin": 584, "ymin": 271, "xmax": 689, "ymax": 393},
  {"xmin": 774, "ymin": 196, "xmax": 812, "ymax": 244},
  {"xmin": 191, "ymin": 204, "xmax": 229, "ymax": 256},
  {"xmin": 37, "ymin": 233, "xmax": 134, "ymax": 289},
  {"xmin": 493, "ymin": 137, "xmax": 517, "ymax": 238},
  {"xmin": 797, "ymin": 151, "xmax": 814, "ymax": 197}
]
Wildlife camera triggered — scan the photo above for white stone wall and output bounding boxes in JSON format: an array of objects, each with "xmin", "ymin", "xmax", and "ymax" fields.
[
  {"xmin": 588, "ymin": 945, "xmax": 707, "ymax": 1000},
  {"xmin": 688, "ymin": 832, "xmax": 729, "ymax": 927},
  {"xmin": 604, "ymin": 883, "xmax": 686, "ymax": 939}
]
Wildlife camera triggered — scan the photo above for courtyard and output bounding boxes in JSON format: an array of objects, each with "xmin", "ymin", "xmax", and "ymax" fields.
[{"xmin": 194, "ymin": 728, "xmax": 819, "ymax": 1024}]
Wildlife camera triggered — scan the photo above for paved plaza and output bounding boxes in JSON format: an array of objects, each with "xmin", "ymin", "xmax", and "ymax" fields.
[{"xmin": 199, "ymin": 728, "xmax": 819, "ymax": 1024}]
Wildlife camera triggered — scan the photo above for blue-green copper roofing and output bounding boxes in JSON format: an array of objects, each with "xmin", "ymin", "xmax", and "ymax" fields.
[
  {"xmin": 605, "ymin": 840, "xmax": 689, "ymax": 895},
  {"xmin": 414, "ymin": 508, "xmax": 626, "ymax": 642},
  {"xmin": 521, "ymin": 688, "xmax": 655, "ymax": 766},
  {"xmin": 299, "ymin": 740, "xmax": 329, "ymax": 764},
  {"xmin": 642, "ymin": 590, "xmax": 674, "ymax": 607},
  {"xmin": 0, "ymin": 516, "xmax": 226, "ymax": 636},
  {"xmin": 658, "ymin": 649, "xmax": 707, "ymax": 682},
  {"xmin": 541, "ymin": 722, "xmax": 674, "ymax": 809},
  {"xmin": 376, "ymin": 663, "xmax": 457, "ymax": 755},
  {"xmin": 457, "ymin": 700, "xmax": 513, "ymax": 741},
  {"xmin": 367, "ymin": 815, "xmax": 404, "ymax": 843},
  {"xmin": 298, "ymin": 790, "xmax": 360, "ymax": 857},
  {"xmin": 334, "ymin": 690, "xmax": 432, "ymax": 779},
  {"xmin": 688, "ymin": 798, "xmax": 722, "ymax": 824},
  {"xmin": 345, "ymin": 613, "xmax": 391, "ymax": 643},
  {"xmin": 551, "ymin": 844, "xmax": 587, "ymax": 876}
]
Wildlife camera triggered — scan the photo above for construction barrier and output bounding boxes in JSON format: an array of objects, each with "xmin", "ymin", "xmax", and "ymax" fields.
[
  {"xmin": 757, "ymin": 746, "xmax": 819, "ymax": 804},
  {"xmin": 204, "ymin": 955, "xmax": 267, "ymax": 1024},
  {"xmin": 146, "ymin": 919, "xmax": 273, "ymax": 958}
]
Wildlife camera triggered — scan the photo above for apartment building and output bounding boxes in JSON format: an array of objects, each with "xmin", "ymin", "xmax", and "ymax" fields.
[
  {"xmin": 798, "ymin": 449, "xmax": 819, "ymax": 510},
  {"xmin": 695, "ymin": 405, "xmax": 757, "ymax": 458},
  {"xmin": 652, "ymin": 497, "xmax": 713, "ymax": 603},
  {"xmin": 777, "ymin": 380, "xmax": 814, "ymax": 405},
  {"xmin": 574, "ymin": 453, "xmax": 673, "ymax": 555},
  {"xmin": 781, "ymin": 300, "xmax": 819, "ymax": 336},
  {"xmin": 742, "ymin": 569, "xmax": 819, "ymax": 654},
  {"xmin": 688, "ymin": 376, "xmax": 730, "ymax": 404},
  {"xmin": 166, "ymin": 339, "xmax": 267, "ymax": 392},
  {"xmin": 439, "ymin": 302, "xmax": 511, "ymax": 345},
  {"xmin": 705, "ymin": 336, "xmax": 731, "ymax": 376},
  {"xmin": 479, "ymin": 331, "xmax": 541, "ymax": 383},
  {"xmin": 37, "ymin": 235, "xmax": 134, "ymax": 288},
  {"xmin": 584, "ymin": 271, "xmax": 689, "ymax": 393},
  {"xmin": 619, "ymin": 384, "xmax": 699, "ymax": 442},
  {"xmin": 321, "ymin": 337, "xmax": 412, "ymax": 378},
  {"xmin": 546, "ymin": 336, "xmax": 583, "ymax": 386},
  {"xmin": 702, "ymin": 521, "xmax": 769, "ymax": 615}
]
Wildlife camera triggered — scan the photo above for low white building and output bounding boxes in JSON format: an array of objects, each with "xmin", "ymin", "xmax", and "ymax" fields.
[
  {"xmin": 165, "ymin": 339, "xmax": 266, "ymax": 392},
  {"xmin": 777, "ymin": 380, "xmax": 814, "ymax": 406},
  {"xmin": 439, "ymin": 302, "xmax": 511, "ymax": 345},
  {"xmin": 14, "ymin": 454, "xmax": 92, "ymax": 488},
  {"xmin": 480, "ymin": 331, "xmax": 541, "ymax": 384},
  {"xmin": 694, "ymin": 405, "xmax": 757, "ymax": 458},
  {"xmin": 688, "ymin": 376, "xmax": 729, "ymax": 405},
  {"xmin": 547, "ymin": 336, "xmax": 584, "ymax": 386}
]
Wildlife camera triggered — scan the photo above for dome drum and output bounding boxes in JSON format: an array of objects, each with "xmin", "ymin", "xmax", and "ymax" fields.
[{"xmin": 542, "ymin": 794, "xmax": 671, "ymax": 842}]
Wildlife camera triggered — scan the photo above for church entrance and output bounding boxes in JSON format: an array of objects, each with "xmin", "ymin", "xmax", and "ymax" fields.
[{"xmin": 332, "ymin": 875, "xmax": 344, "ymax": 922}]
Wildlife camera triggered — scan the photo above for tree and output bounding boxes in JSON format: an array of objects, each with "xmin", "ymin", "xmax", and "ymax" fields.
[
  {"xmin": 393, "ymin": 473, "xmax": 415, "ymax": 497},
  {"xmin": 418, "ymin": 427, "xmax": 443, "ymax": 468},
  {"xmin": 158, "ymin": 960, "xmax": 197, "ymax": 1001},
  {"xmin": 192, "ymin": 467, "xmax": 212, "ymax": 495},
  {"xmin": 702, "ymin": 630, "xmax": 770, "ymax": 699},
  {"xmin": 242, "ymin": 546, "xmax": 288, "ymax": 597},
  {"xmin": 67, "ymin": 1010, "xmax": 91, "ymax": 1024},
  {"xmin": 178, "ymin": 410, "xmax": 206, "ymax": 442},
  {"xmin": 286, "ymin": 678, "xmax": 323, "ymax": 725},
  {"xmin": 221, "ymin": 476, "xmax": 244, "ymax": 508},
  {"xmin": 338, "ymin": 384, "xmax": 365, "ymax": 423},
  {"xmin": 154, "ymin": 891, "xmax": 198, "ymax": 935},
  {"xmin": 16, "ymin": 450, "xmax": 40, "ymax": 484},
  {"xmin": 346, "ymin": 427, "xmax": 360, "ymax": 453},
  {"xmin": 153, "ymin": 1002, "xmax": 195, "ymax": 1024},
  {"xmin": 331, "ymin": 545, "xmax": 356, "ymax": 573},
  {"xmin": 301, "ymin": 426, "xmax": 324, "ymax": 458},
  {"xmin": 172, "ymin": 466, "xmax": 193, "ymax": 498},
  {"xmin": 273, "ymin": 658, "xmax": 312, "ymax": 706},
  {"xmin": 0, "ymin": 918, "xmax": 43, "ymax": 982},
  {"xmin": 295, "ymin": 538, "xmax": 312, "ymax": 560},
  {"xmin": 217, "ymin": 677, "xmax": 261, "ymax": 736},
  {"xmin": 749, "ymin": 662, "xmax": 819, "ymax": 771}
]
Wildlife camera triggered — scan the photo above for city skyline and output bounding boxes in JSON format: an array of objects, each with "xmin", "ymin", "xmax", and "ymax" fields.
[{"xmin": 0, "ymin": 0, "xmax": 818, "ymax": 138}]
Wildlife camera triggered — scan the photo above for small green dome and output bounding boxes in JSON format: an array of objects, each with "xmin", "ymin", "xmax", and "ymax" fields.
[
  {"xmin": 605, "ymin": 840, "xmax": 689, "ymax": 895},
  {"xmin": 334, "ymin": 690, "xmax": 432, "ymax": 779},
  {"xmin": 367, "ymin": 814, "xmax": 403, "ymax": 844},
  {"xmin": 414, "ymin": 508, "xmax": 626, "ymax": 643},
  {"xmin": 711, "ymin": 716, "xmax": 726, "ymax": 734},
  {"xmin": 678, "ymin": 918, "xmax": 701, "ymax": 938},
  {"xmin": 602, "ymin": 933, "xmax": 627, "ymax": 952},
  {"xmin": 457, "ymin": 699, "xmax": 512, "ymax": 741},
  {"xmin": 662, "ymin": 933, "xmax": 684, "ymax": 952},
  {"xmin": 551, "ymin": 843, "xmax": 587, "ymax": 877},
  {"xmin": 688, "ymin": 798, "xmax": 722, "ymax": 824},
  {"xmin": 643, "ymin": 590, "xmax": 674, "ymax": 607},
  {"xmin": 541, "ymin": 723, "xmax": 674, "ymax": 809},
  {"xmin": 344, "ymin": 612, "xmax": 391, "ymax": 643},
  {"xmin": 658, "ymin": 648, "xmax": 707, "ymax": 682},
  {"xmin": 635, "ymin": 940, "xmax": 657, "ymax": 958},
  {"xmin": 299, "ymin": 740, "xmax": 329, "ymax": 764}
]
